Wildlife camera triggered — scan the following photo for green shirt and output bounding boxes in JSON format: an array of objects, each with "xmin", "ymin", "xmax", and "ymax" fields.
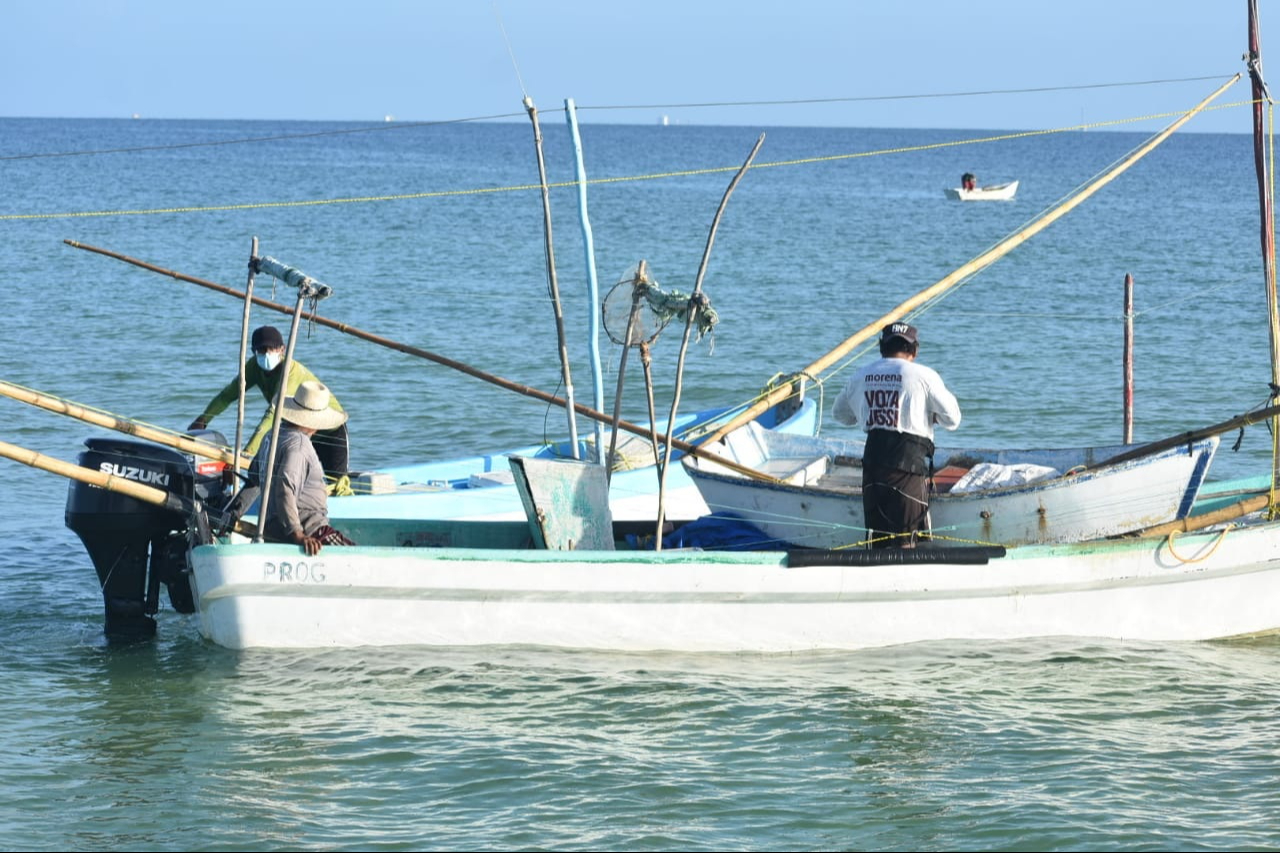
[{"xmin": 196, "ymin": 359, "xmax": 344, "ymax": 455}]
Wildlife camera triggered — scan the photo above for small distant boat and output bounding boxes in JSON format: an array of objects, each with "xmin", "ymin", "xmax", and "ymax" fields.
[{"xmin": 944, "ymin": 180, "xmax": 1019, "ymax": 201}]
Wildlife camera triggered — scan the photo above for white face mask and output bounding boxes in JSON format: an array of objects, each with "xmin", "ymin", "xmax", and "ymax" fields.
[{"xmin": 256, "ymin": 351, "xmax": 282, "ymax": 372}]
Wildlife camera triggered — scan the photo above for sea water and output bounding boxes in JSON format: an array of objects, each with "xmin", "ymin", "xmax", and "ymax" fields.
[{"xmin": 2, "ymin": 116, "xmax": 1278, "ymax": 851}]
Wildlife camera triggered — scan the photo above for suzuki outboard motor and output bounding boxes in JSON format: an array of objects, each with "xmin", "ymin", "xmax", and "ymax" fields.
[{"xmin": 64, "ymin": 430, "xmax": 232, "ymax": 639}]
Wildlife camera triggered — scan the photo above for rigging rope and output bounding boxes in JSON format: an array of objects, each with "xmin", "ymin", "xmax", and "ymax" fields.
[
  {"xmin": 2, "ymin": 103, "xmax": 1259, "ymax": 222},
  {"xmin": 0, "ymin": 76, "xmax": 1238, "ymax": 163},
  {"xmin": 582, "ymin": 76, "xmax": 1241, "ymax": 112},
  {"xmin": 0, "ymin": 113, "xmax": 526, "ymax": 162}
]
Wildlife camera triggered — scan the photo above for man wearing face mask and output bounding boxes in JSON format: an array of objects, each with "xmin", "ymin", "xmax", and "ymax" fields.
[{"xmin": 188, "ymin": 325, "xmax": 350, "ymax": 489}]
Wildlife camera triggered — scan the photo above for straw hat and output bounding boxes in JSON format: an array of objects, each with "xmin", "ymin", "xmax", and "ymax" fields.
[{"xmin": 281, "ymin": 381, "xmax": 347, "ymax": 430}]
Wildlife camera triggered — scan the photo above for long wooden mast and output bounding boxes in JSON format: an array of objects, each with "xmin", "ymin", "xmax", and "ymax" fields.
[
  {"xmin": 702, "ymin": 74, "xmax": 1242, "ymax": 446},
  {"xmin": 1247, "ymin": 0, "xmax": 1280, "ymax": 506}
]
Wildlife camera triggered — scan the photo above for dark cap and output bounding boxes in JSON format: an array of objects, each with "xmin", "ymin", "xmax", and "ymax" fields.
[
  {"xmin": 251, "ymin": 326, "xmax": 285, "ymax": 351},
  {"xmin": 881, "ymin": 322, "xmax": 919, "ymax": 345}
]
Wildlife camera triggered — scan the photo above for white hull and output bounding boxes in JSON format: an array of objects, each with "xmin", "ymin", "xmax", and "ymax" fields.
[
  {"xmin": 944, "ymin": 180, "xmax": 1019, "ymax": 201},
  {"xmin": 683, "ymin": 426, "xmax": 1218, "ymax": 548},
  {"xmin": 189, "ymin": 520, "xmax": 1280, "ymax": 651}
]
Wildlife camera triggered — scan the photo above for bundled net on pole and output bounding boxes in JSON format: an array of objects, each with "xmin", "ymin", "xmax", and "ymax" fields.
[{"xmin": 601, "ymin": 265, "xmax": 718, "ymax": 349}]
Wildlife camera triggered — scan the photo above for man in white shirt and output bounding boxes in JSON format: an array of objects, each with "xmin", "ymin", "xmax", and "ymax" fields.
[{"xmin": 832, "ymin": 322, "xmax": 962, "ymax": 548}]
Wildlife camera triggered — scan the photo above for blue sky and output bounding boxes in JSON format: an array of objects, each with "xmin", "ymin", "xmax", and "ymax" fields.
[{"xmin": 0, "ymin": 1, "xmax": 1259, "ymax": 132}]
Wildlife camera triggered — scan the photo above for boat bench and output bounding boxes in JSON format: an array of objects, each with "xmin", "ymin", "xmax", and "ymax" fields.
[{"xmin": 759, "ymin": 455, "xmax": 830, "ymax": 485}]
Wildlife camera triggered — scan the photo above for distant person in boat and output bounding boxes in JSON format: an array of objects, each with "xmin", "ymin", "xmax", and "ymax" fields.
[
  {"xmin": 961, "ymin": 172, "xmax": 977, "ymax": 191},
  {"xmin": 832, "ymin": 322, "xmax": 962, "ymax": 549},
  {"xmin": 188, "ymin": 325, "xmax": 351, "ymax": 493},
  {"xmin": 252, "ymin": 380, "xmax": 355, "ymax": 555}
]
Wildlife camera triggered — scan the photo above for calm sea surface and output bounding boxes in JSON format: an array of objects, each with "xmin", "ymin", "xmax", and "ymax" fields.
[{"xmin": 2, "ymin": 115, "xmax": 1279, "ymax": 851}]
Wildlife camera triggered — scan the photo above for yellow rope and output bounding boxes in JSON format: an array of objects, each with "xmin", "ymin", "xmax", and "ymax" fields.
[
  {"xmin": 924, "ymin": 532, "xmax": 1005, "ymax": 547},
  {"xmin": 0, "ymin": 184, "xmax": 547, "ymax": 221},
  {"xmin": 1164, "ymin": 525, "xmax": 1232, "ymax": 564},
  {"xmin": 831, "ymin": 531, "xmax": 1003, "ymax": 550},
  {"xmin": 2, "ymin": 102, "xmax": 1255, "ymax": 223}
]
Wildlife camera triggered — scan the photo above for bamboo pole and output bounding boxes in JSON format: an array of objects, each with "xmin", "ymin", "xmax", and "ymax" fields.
[
  {"xmin": 63, "ymin": 240, "xmax": 783, "ymax": 484},
  {"xmin": 1122, "ymin": 494, "xmax": 1269, "ymax": 539},
  {"xmin": 0, "ymin": 438, "xmax": 256, "ymax": 536},
  {"xmin": 701, "ymin": 74, "xmax": 1243, "ymax": 447},
  {"xmin": 0, "ymin": 379, "xmax": 249, "ymax": 468}
]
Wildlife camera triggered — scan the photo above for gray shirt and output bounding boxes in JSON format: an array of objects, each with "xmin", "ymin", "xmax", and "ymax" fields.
[{"xmin": 257, "ymin": 426, "xmax": 329, "ymax": 541}]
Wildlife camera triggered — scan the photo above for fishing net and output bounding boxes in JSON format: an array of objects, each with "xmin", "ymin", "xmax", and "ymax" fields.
[{"xmin": 601, "ymin": 264, "xmax": 719, "ymax": 348}]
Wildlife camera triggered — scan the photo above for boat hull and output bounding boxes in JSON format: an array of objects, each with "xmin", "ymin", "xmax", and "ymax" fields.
[
  {"xmin": 189, "ymin": 520, "xmax": 1280, "ymax": 651},
  {"xmin": 684, "ymin": 427, "xmax": 1219, "ymax": 548},
  {"xmin": 944, "ymin": 180, "xmax": 1019, "ymax": 201}
]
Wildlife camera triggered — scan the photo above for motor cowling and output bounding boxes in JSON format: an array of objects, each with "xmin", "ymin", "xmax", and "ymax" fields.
[{"xmin": 64, "ymin": 430, "xmax": 231, "ymax": 639}]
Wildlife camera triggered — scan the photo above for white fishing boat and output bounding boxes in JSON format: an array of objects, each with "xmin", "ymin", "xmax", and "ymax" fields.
[
  {"xmin": 186, "ymin": 520, "xmax": 1280, "ymax": 650},
  {"xmin": 178, "ymin": 13, "xmax": 1280, "ymax": 652},
  {"xmin": 944, "ymin": 180, "xmax": 1019, "ymax": 201},
  {"xmin": 23, "ymin": 4, "xmax": 1280, "ymax": 653},
  {"xmin": 682, "ymin": 422, "xmax": 1220, "ymax": 549}
]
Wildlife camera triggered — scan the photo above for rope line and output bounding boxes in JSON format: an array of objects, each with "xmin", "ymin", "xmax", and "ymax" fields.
[
  {"xmin": 0, "ymin": 113, "xmax": 526, "ymax": 162},
  {"xmin": 2, "ymin": 103, "xmax": 1254, "ymax": 222},
  {"xmin": 0, "ymin": 75, "xmax": 1236, "ymax": 162},
  {"xmin": 580, "ymin": 76, "xmax": 1239, "ymax": 112},
  {"xmin": 0, "ymin": 183, "xmax": 552, "ymax": 220}
]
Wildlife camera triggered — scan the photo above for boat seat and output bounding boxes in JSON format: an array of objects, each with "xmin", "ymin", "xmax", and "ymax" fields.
[{"xmin": 759, "ymin": 455, "xmax": 829, "ymax": 485}]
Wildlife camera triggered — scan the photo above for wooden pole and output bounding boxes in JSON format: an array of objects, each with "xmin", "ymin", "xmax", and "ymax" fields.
[
  {"xmin": 231, "ymin": 236, "xmax": 259, "ymax": 494},
  {"xmin": 524, "ymin": 96, "xmax": 580, "ymax": 458},
  {"xmin": 639, "ymin": 341, "xmax": 662, "ymax": 467},
  {"xmin": 1098, "ymin": 402, "xmax": 1280, "ymax": 468},
  {"xmin": 1247, "ymin": 0, "xmax": 1280, "ymax": 511},
  {"xmin": 654, "ymin": 133, "xmax": 765, "ymax": 549},
  {"xmin": 700, "ymin": 74, "xmax": 1242, "ymax": 447},
  {"xmin": 62, "ymin": 240, "xmax": 782, "ymax": 483},
  {"xmin": 606, "ymin": 261, "xmax": 648, "ymax": 482},
  {"xmin": 255, "ymin": 277, "xmax": 324, "ymax": 543},
  {"xmin": 1123, "ymin": 272, "xmax": 1134, "ymax": 444}
]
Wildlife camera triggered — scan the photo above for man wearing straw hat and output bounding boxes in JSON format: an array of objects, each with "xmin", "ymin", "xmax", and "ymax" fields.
[
  {"xmin": 832, "ymin": 322, "xmax": 961, "ymax": 549},
  {"xmin": 254, "ymin": 380, "xmax": 355, "ymax": 556}
]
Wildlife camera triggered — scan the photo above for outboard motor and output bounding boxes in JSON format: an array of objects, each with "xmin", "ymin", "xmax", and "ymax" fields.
[{"xmin": 64, "ymin": 430, "xmax": 232, "ymax": 639}]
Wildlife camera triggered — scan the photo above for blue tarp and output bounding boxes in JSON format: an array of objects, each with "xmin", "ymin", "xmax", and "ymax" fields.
[{"xmin": 628, "ymin": 513, "xmax": 782, "ymax": 551}]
